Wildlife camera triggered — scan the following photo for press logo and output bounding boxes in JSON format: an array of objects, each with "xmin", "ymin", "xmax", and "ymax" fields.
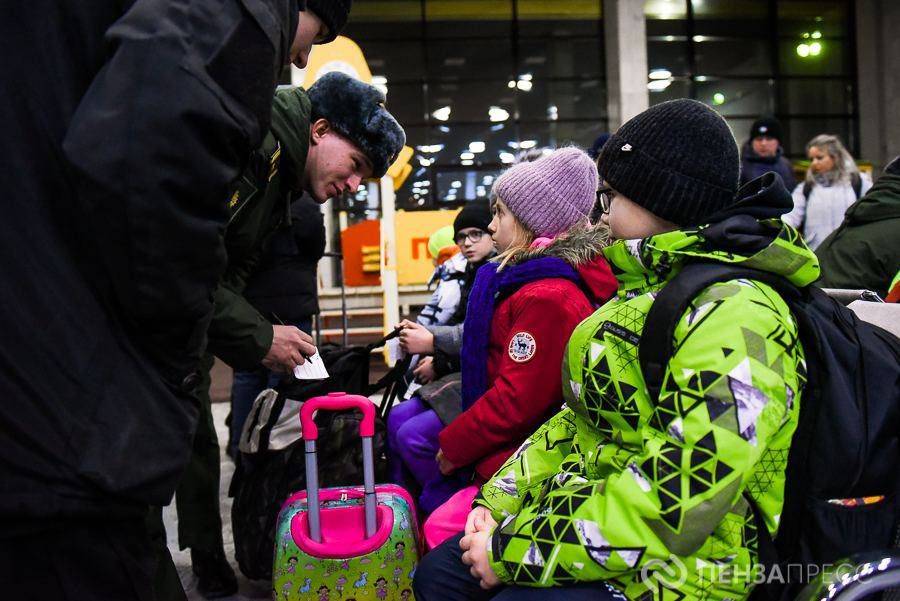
[{"xmin": 640, "ymin": 555, "xmax": 688, "ymax": 591}]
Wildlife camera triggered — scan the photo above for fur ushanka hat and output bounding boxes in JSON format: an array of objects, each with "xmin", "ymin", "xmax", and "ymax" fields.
[{"xmin": 307, "ymin": 72, "xmax": 406, "ymax": 178}]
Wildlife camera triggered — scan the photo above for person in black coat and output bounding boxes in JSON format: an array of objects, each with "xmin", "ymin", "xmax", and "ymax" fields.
[
  {"xmin": 740, "ymin": 116, "xmax": 798, "ymax": 189},
  {"xmin": 0, "ymin": 1, "xmax": 344, "ymax": 599},
  {"xmin": 229, "ymin": 194, "xmax": 327, "ymax": 456}
]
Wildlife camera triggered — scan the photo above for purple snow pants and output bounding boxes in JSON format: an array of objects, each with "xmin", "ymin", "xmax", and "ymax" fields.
[{"xmin": 386, "ymin": 396, "xmax": 465, "ymax": 513}]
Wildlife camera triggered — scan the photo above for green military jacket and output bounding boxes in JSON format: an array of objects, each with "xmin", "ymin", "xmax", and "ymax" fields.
[
  {"xmin": 206, "ymin": 87, "xmax": 312, "ymax": 369},
  {"xmin": 815, "ymin": 172, "xmax": 900, "ymax": 299},
  {"xmin": 476, "ymin": 219, "xmax": 820, "ymax": 601}
]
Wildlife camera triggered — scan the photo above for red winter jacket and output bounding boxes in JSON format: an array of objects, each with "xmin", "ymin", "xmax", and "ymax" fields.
[{"xmin": 438, "ymin": 228, "xmax": 618, "ymax": 480}]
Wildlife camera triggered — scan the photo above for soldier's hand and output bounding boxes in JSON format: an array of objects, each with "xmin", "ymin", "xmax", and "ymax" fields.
[{"xmin": 263, "ymin": 325, "xmax": 317, "ymax": 373}]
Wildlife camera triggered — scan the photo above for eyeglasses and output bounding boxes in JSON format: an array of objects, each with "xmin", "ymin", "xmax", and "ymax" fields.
[
  {"xmin": 454, "ymin": 230, "xmax": 485, "ymax": 246},
  {"xmin": 597, "ymin": 185, "xmax": 616, "ymax": 215}
]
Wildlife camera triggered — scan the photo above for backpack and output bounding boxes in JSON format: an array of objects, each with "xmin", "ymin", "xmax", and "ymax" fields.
[
  {"xmin": 639, "ymin": 261, "xmax": 900, "ymax": 600},
  {"xmin": 802, "ymin": 171, "xmax": 862, "ymax": 202},
  {"xmin": 229, "ymin": 333, "xmax": 411, "ymax": 580}
]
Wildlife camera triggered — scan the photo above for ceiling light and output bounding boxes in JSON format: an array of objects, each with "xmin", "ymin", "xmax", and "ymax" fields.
[
  {"xmin": 439, "ymin": 126, "xmax": 451, "ymax": 133},
  {"xmin": 519, "ymin": 73, "xmax": 533, "ymax": 81},
  {"xmin": 488, "ymin": 106, "xmax": 510, "ymax": 122},
  {"xmin": 499, "ymin": 152, "xmax": 515, "ymax": 164},
  {"xmin": 712, "ymin": 92, "xmax": 726, "ymax": 105},
  {"xmin": 808, "ymin": 42, "xmax": 822, "ymax": 56},
  {"xmin": 432, "ymin": 106, "xmax": 451, "ymax": 121},
  {"xmin": 649, "ymin": 68, "xmax": 672, "ymax": 80},
  {"xmin": 516, "ymin": 80, "xmax": 533, "ymax": 92},
  {"xmin": 547, "ymin": 105, "xmax": 558, "ymax": 121},
  {"xmin": 811, "ymin": 30, "xmax": 822, "ymax": 39},
  {"xmin": 451, "ymin": 181, "xmax": 462, "ymax": 189},
  {"xmin": 460, "ymin": 152, "xmax": 475, "ymax": 160},
  {"xmin": 416, "ymin": 144, "xmax": 444, "ymax": 154},
  {"xmin": 469, "ymin": 141, "xmax": 486, "ymax": 153},
  {"xmin": 461, "ymin": 159, "xmax": 474, "ymax": 166},
  {"xmin": 796, "ymin": 43, "xmax": 810, "ymax": 58},
  {"xmin": 519, "ymin": 140, "xmax": 537, "ymax": 149},
  {"xmin": 647, "ymin": 79, "xmax": 672, "ymax": 91},
  {"xmin": 418, "ymin": 157, "xmax": 434, "ymax": 167},
  {"xmin": 507, "ymin": 80, "xmax": 516, "ymax": 89}
]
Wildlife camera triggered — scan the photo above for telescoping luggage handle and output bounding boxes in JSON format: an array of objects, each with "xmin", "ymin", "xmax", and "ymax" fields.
[{"xmin": 299, "ymin": 392, "xmax": 378, "ymax": 543}]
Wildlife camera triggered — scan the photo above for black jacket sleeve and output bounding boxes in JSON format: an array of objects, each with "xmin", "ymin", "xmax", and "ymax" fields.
[{"xmin": 61, "ymin": 0, "xmax": 295, "ymax": 384}]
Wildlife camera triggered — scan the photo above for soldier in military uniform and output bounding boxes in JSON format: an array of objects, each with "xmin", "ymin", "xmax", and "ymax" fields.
[{"xmin": 173, "ymin": 71, "xmax": 405, "ymax": 597}]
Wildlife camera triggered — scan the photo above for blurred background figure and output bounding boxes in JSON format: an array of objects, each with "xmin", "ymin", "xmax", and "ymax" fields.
[
  {"xmin": 816, "ymin": 155, "xmax": 899, "ymax": 298},
  {"xmin": 740, "ymin": 116, "xmax": 797, "ymax": 190},
  {"xmin": 418, "ymin": 225, "xmax": 463, "ymax": 327},
  {"xmin": 784, "ymin": 134, "xmax": 872, "ymax": 250}
]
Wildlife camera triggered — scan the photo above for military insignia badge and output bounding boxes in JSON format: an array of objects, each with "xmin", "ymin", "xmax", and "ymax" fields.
[{"xmin": 508, "ymin": 331, "xmax": 537, "ymax": 363}]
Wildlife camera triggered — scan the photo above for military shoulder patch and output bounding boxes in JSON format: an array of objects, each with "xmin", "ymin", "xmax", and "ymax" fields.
[{"xmin": 508, "ymin": 331, "xmax": 537, "ymax": 363}]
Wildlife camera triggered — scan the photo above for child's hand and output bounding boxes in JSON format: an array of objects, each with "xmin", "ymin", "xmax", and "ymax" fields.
[
  {"xmin": 460, "ymin": 530, "xmax": 501, "ymax": 590},
  {"xmin": 435, "ymin": 449, "xmax": 457, "ymax": 475},
  {"xmin": 465, "ymin": 506, "xmax": 497, "ymax": 535},
  {"xmin": 413, "ymin": 356, "xmax": 436, "ymax": 383},
  {"xmin": 397, "ymin": 320, "xmax": 435, "ymax": 354}
]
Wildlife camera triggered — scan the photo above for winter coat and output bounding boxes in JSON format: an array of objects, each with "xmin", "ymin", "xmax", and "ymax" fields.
[
  {"xmin": 207, "ymin": 88, "xmax": 312, "ymax": 369},
  {"xmin": 476, "ymin": 180, "xmax": 818, "ymax": 600},
  {"xmin": 439, "ymin": 227, "xmax": 618, "ymax": 481},
  {"xmin": 418, "ymin": 252, "xmax": 468, "ymax": 327},
  {"xmin": 0, "ymin": 0, "xmax": 295, "ymax": 523},
  {"xmin": 740, "ymin": 142, "xmax": 797, "ymax": 190},
  {"xmin": 427, "ymin": 257, "xmax": 491, "ymax": 379},
  {"xmin": 244, "ymin": 195, "xmax": 326, "ymax": 323},
  {"xmin": 783, "ymin": 173, "xmax": 872, "ymax": 250},
  {"xmin": 815, "ymin": 172, "xmax": 900, "ymax": 298}
]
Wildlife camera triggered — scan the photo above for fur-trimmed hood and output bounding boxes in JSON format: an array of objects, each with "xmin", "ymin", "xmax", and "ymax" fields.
[
  {"xmin": 507, "ymin": 224, "xmax": 609, "ymax": 266},
  {"xmin": 502, "ymin": 225, "xmax": 615, "ymax": 304}
]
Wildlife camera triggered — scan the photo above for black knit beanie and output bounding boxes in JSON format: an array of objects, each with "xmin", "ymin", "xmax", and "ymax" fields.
[
  {"xmin": 749, "ymin": 116, "xmax": 783, "ymax": 142},
  {"xmin": 308, "ymin": 72, "xmax": 406, "ymax": 178},
  {"xmin": 453, "ymin": 199, "xmax": 492, "ymax": 235},
  {"xmin": 597, "ymin": 99, "xmax": 740, "ymax": 226},
  {"xmin": 305, "ymin": 0, "xmax": 352, "ymax": 44}
]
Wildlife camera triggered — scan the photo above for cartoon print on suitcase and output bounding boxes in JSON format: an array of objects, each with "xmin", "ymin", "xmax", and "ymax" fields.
[
  {"xmin": 273, "ymin": 485, "xmax": 418, "ymax": 600},
  {"xmin": 272, "ymin": 393, "xmax": 420, "ymax": 600}
]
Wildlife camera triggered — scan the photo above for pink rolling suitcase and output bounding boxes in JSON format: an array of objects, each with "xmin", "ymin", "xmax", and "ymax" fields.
[{"xmin": 272, "ymin": 393, "xmax": 420, "ymax": 600}]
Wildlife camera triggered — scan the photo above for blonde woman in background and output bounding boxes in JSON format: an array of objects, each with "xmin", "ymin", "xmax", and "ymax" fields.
[{"xmin": 783, "ymin": 134, "xmax": 872, "ymax": 249}]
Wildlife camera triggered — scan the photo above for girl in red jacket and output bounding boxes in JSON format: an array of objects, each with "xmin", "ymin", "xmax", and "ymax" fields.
[{"xmin": 394, "ymin": 147, "xmax": 618, "ymax": 521}]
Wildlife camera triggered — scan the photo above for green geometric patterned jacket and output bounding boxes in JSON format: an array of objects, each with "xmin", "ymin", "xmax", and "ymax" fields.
[{"xmin": 476, "ymin": 219, "xmax": 820, "ymax": 601}]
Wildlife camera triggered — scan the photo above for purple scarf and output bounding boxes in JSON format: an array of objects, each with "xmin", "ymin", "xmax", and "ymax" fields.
[{"xmin": 460, "ymin": 256, "xmax": 582, "ymax": 411}]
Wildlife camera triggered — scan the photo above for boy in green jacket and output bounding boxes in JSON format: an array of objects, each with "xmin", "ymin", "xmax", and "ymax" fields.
[{"xmin": 414, "ymin": 100, "xmax": 818, "ymax": 601}]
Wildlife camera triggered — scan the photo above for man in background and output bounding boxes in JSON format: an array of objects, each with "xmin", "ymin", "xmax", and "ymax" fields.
[{"xmin": 740, "ymin": 116, "xmax": 797, "ymax": 190}]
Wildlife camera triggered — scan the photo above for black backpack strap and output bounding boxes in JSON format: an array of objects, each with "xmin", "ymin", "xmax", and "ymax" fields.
[
  {"xmin": 373, "ymin": 354, "xmax": 413, "ymax": 421},
  {"xmin": 365, "ymin": 326, "xmax": 403, "ymax": 353},
  {"xmin": 851, "ymin": 172, "xmax": 862, "ymax": 199},
  {"xmin": 802, "ymin": 180, "xmax": 812, "ymax": 202},
  {"xmin": 639, "ymin": 262, "xmax": 798, "ymax": 403}
]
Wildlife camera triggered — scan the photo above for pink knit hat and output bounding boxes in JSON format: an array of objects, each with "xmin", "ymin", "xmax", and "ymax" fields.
[{"xmin": 492, "ymin": 147, "xmax": 597, "ymax": 238}]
